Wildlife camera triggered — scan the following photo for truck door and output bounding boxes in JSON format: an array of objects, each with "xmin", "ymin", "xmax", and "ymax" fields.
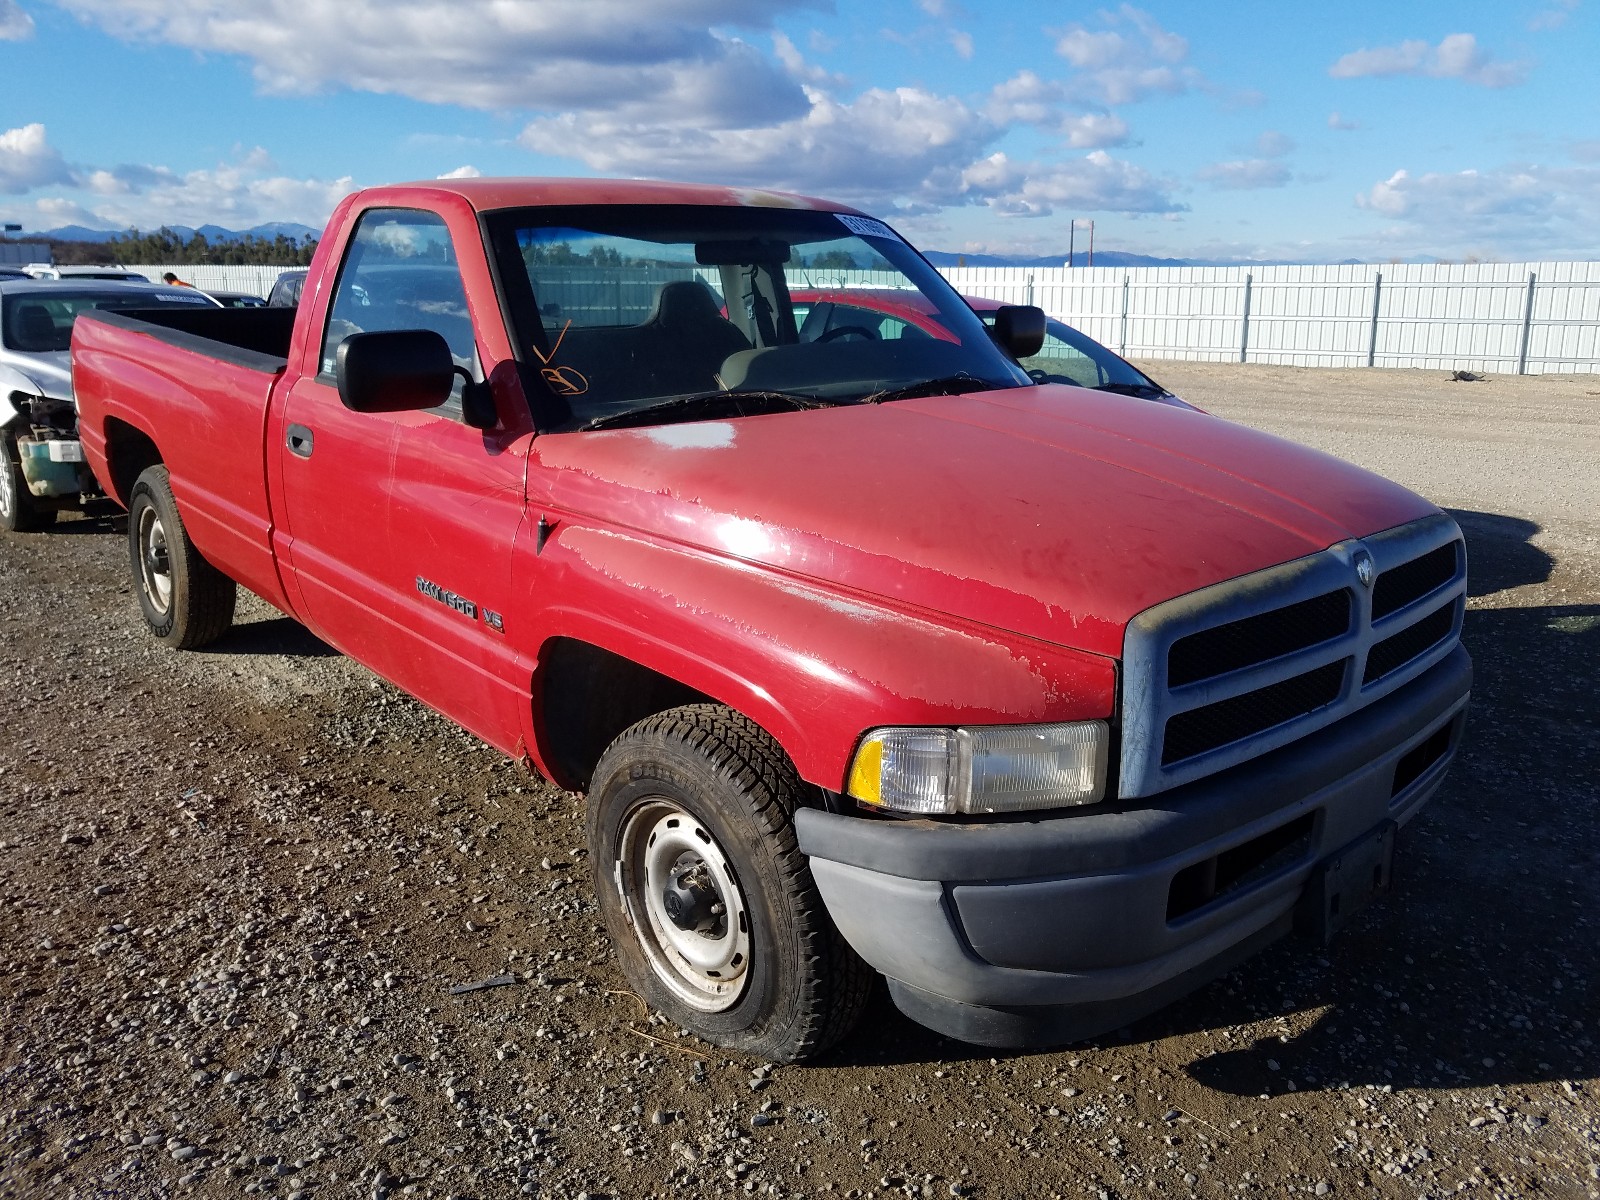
[{"xmin": 272, "ymin": 206, "xmax": 533, "ymax": 751}]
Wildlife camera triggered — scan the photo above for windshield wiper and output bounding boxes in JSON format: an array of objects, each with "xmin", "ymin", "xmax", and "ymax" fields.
[
  {"xmin": 578, "ymin": 389, "xmax": 837, "ymax": 432},
  {"xmin": 1094, "ymin": 381, "xmax": 1166, "ymax": 398},
  {"xmin": 857, "ymin": 373, "xmax": 996, "ymax": 405}
]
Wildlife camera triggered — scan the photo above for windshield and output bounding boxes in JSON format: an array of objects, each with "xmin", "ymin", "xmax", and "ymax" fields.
[
  {"xmin": 486, "ymin": 205, "xmax": 1029, "ymax": 430},
  {"xmin": 2, "ymin": 290, "xmax": 216, "ymax": 352}
]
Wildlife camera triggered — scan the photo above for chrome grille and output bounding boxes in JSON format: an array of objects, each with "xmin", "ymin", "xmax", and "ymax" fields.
[{"xmin": 1120, "ymin": 512, "xmax": 1467, "ymax": 798}]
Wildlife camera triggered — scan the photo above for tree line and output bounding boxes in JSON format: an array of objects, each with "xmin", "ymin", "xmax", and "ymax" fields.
[{"xmin": 41, "ymin": 228, "xmax": 318, "ymax": 267}]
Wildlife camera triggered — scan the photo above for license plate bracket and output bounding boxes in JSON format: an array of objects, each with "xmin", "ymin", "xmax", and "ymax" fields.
[{"xmin": 1299, "ymin": 822, "xmax": 1396, "ymax": 944}]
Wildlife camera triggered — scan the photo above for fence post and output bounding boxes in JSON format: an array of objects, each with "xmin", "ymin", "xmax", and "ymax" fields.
[
  {"xmin": 1239, "ymin": 273, "xmax": 1253, "ymax": 363},
  {"xmin": 1367, "ymin": 271, "xmax": 1383, "ymax": 367},
  {"xmin": 1120, "ymin": 275, "xmax": 1130, "ymax": 356},
  {"xmin": 1026, "ymin": 274, "xmax": 1034, "ymax": 308},
  {"xmin": 1517, "ymin": 271, "xmax": 1537, "ymax": 376}
]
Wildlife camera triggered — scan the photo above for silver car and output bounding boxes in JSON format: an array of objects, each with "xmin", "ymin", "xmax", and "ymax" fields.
[{"xmin": 0, "ymin": 279, "xmax": 218, "ymax": 530}]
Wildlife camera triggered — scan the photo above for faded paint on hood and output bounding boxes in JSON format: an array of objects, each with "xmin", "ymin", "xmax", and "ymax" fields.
[{"xmin": 532, "ymin": 384, "xmax": 1438, "ymax": 658}]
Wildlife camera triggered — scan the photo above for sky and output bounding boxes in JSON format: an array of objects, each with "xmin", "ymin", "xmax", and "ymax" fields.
[{"xmin": 1, "ymin": 0, "xmax": 1597, "ymax": 263}]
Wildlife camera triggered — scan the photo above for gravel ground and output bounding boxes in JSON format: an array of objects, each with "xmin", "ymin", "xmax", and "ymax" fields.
[{"xmin": 2, "ymin": 362, "xmax": 1597, "ymax": 1199}]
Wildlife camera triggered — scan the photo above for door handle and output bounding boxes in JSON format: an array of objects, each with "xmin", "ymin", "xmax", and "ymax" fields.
[{"xmin": 286, "ymin": 424, "xmax": 314, "ymax": 458}]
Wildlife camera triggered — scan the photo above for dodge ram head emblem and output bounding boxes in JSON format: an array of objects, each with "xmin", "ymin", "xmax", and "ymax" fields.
[{"xmin": 1354, "ymin": 551, "xmax": 1375, "ymax": 588}]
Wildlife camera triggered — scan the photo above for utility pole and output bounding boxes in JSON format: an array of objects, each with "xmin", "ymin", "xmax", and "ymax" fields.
[
  {"xmin": 1068, "ymin": 220, "xmax": 1075, "ymax": 268},
  {"xmin": 1087, "ymin": 219, "xmax": 1095, "ymax": 267}
]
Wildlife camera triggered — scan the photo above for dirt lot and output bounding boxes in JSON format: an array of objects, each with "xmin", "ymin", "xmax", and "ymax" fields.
[{"xmin": 2, "ymin": 363, "xmax": 1597, "ymax": 1199}]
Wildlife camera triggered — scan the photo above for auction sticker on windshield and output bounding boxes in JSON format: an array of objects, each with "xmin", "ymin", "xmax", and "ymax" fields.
[{"xmin": 836, "ymin": 214, "xmax": 900, "ymax": 242}]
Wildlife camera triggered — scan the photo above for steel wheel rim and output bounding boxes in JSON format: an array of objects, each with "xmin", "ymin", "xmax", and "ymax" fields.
[
  {"xmin": 617, "ymin": 798, "xmax": 751, "ymax": 1012},
  {"xmin": 0, "ymin": 442, "xmax": 15, "ymax": 519},
  {"xmin": 137, "ymin": 504, "xmax": 173, "ymax": 613}
]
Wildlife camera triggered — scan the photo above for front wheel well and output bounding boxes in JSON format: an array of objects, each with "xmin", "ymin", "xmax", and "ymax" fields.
[{"xmin": 536, "ymin": 638, "xmax": 723, "ymax": 791}]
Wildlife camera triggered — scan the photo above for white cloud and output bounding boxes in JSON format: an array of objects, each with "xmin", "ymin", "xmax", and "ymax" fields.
[
  {"xmin": 52, "ymin": 0, "xmax": 820, "ymax": 119},
  {"xmin": 437, "ymin": 165, "xmax": 481, "ymax": 179},
  {"xmin": 520, "ymin": 79, "xmax": 1177, "ymax": 220},
  {"xmin": 984, "ymin": 71, "xmax": 1068, "ymax": 126},
  {"xmin": 0, "ymin": 0, "xmax": 33, "ymax": 39},
  {"xmin": 31, "ymin": 196, "xmax": 105, "ymax": 228},
  {"xmin": 28, "ymin": 148, "xmax": 356, "ymax": 231},
  {"xmin": 1530, "ymin": 0, "xmax": 1579, "ymax": 30},
  {"xmin": 0, "ymin": 123, "xmax": 73, "ymax": 193},
  {"xmin": 1053, "ymin": 5, "xmax": 1202, "ymax": 104},
  {"xmin": 962, "ymin": 151, "xmax": 1185, "ymax": 217},
  {"xmin": 1356, "ymin": 163, "xmax": 1600, "ymax": 258},
  {"xmin": 521, "ymin": 84, "xmax": 993, "ymax": 211},
  {"xmin": 1255, "ymin": 131, "xmax": 1294, "ymax": 158},
  {"xmin": 772, "ymin": 31, "xmax": 846, "ymax": 89},
  {"xmin": 46, "ymin": 0, "xmax": 1182, "ymax": 229},
  {"xmin": 948, "ymin": 29, "xmax": 973, "ymax": 59},
  {"xmin": 1329, "ymin": 33, "xmax": 1527, "ymax": 88},
  {"xmin": 1328, "ymin": 111, "xmax": 1360, "ymax": 131},
  {"xmin": 1196, "ymin": 159, "xmax": 1291, "ymax": 190},
  {"xmin": 1062, "ymin": 113, "xmax": 1130, "ymax": 149},
  {"xmin": 984, "ymin": 72, "xmax": 1129, "ymax": 149}
]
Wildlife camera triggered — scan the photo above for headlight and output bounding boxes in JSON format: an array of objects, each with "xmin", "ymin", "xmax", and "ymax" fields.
[{"xmin": 846, "ymin": 721, "xmax": 1109, "ymax": 815}]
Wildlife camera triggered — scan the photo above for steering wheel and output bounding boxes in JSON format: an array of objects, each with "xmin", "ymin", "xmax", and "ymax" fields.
[{"xmin": 816, "ymin": 324, "xmax": 880, "ymax": 343}]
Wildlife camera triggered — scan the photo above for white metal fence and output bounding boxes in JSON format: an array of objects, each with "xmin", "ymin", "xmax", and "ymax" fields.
[
  {"xmin": 943, "ymin": 261, "xmax": 1600, "ymax": 375},
  {"xmin": 127, "ymin": 260, "xmax": 1600, "ymax": 376}
]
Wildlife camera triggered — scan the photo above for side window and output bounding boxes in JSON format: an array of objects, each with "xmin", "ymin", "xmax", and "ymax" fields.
[
  {"xmin": 320, "ymin": 209, "xmax": 477, "ymax": 415},
  {"xmin": 1022, "ymin": 330, "xmax": 1104, "ymax": 388}
]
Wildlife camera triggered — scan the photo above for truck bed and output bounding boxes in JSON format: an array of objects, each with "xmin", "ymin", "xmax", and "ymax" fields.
[
  {"xmin": 72, "ymin": 308, "xmax": 294, "ymax": 612},
  {"xmin": 84, "ymin": 306, "xmax": 297, "ymax": 370}
]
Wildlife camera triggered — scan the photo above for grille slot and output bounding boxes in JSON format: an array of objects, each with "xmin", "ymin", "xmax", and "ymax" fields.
[
  {"xmin": 1391, "ymin": 720, "xmax": 1454, "ymax": 799},
  {"xmin": 1364, "ymin": 604, "xmax": 1456, "ymax": 684},
  {"xmin": 1372, "ymin": 542, "xmax": 1460, "ymax": 620},
  {"xmin": 1162, "ymin": 660, "xmax": 1347, "ymax": 765},
  {"xmin": 1167, "ymin": 813, "xmax": 1315, "ymax": 921},
  {"xmin": 1167, "ymin": 590, "xmax": 1352, "ymax": 687}
]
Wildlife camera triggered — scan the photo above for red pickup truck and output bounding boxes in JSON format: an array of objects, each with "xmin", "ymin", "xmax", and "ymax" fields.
[{"xmin": 71, "ymin": 179, "xmax": 1471, "ymax": 1062}]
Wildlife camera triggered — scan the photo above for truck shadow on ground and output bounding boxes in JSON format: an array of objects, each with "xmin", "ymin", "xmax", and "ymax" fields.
[
  {"xmin": 51, "ymin": 511, "xmax": 125, "ymax": 536},
  {"xmin": 206, "ymin": 614, "xmax": 341, "ymax": 658},
  {"xmin": 829, "ymin": 510, "xmax": 1600, "ymax": 1094}
]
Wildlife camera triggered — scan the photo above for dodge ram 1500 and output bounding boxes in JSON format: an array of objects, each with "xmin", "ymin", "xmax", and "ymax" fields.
[{"xmin": 71, "ymin": 179, "xmax": 1471, "ymax": 1061}]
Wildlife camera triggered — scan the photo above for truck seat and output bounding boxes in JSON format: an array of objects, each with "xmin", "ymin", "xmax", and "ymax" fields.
[
  {"xmin": 14, "ymin": 304, "xmax": 62, "ymax": 351},
  {"xmin": 637, "ymin": 280, "xmax": 751, "ymax": 395}
]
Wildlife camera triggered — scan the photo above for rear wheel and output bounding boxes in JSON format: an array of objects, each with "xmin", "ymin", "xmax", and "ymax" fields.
[
  {"xmin": 587, "ymin": 704, "xmax": 872, "ymax": 1062},
  {"xmin": 0, "ymin": 432, "xmax": 56, "ymax": 532},
  {"xmin": 127, "ymin": 465, "xmax": 235, "ymax": 648}
]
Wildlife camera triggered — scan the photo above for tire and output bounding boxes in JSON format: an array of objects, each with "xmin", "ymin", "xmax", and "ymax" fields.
[
  {"xmin": 587, "ymin": 704, "xmax": 873, "ymax": 1062},
  {"xmin": 0, "ymin": 431, "xmax": 56, "ymax": 533},
  {"xmin": 127, "ymin": 465, "xmax": 236, "ymax": 648}
]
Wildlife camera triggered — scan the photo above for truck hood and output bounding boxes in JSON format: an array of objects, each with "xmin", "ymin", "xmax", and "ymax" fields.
[
  {"xmin": 534, "ymin": 384, "xmax": 1439, "ymax": 658},
  {"xmin": 0, "ymin": 350, "xmax": 72, "ymax": 403}
]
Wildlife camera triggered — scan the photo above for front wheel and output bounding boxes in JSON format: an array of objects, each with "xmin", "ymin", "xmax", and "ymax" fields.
[
  {"xmin": 0, "ymin": 432, "xmax": 56, "ymax": 532},
  {"xmin": 127, "ymin": 465, "xmax": 236, "ymax": 648},
  {"xmin": 587, "ymin": 704, "xmax": 872, "ymax": 1062}
]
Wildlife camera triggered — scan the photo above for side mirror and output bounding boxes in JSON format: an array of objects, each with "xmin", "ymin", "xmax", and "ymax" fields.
[
  {"xmin": 336, "ymin": 329, "xmax": 456, "ymax": 414},
  {"xmin": 991, "ymin": 305, "xmax": 1047, "ymax": 359}
]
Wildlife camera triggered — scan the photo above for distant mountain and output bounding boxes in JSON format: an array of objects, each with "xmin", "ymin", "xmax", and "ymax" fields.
[
  {"xmin": 35, "ymin": 224, "xmax": 121, "ymax": 244},
  {"xmin": 33, "ymin": 221, "xmax": 321, "ymax": 244},
  {"xmin": 924, "ymin": 249, "xmax": 1193, "ymax": 269}
]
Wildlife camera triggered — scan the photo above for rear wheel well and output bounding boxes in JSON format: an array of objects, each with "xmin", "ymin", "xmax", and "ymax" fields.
[
  {"xmin": 103, "ymin": 418, "xmax": 162, "ymax": 508},
  {"xmin": 537, "ymin": 638, "xmax": 719, "ymax": 791}
]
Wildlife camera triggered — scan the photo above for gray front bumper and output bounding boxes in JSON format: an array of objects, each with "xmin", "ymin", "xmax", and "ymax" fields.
[{"xmin": 796, "ymin": 644, "xmax": 1471, "ymax": 1046}]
